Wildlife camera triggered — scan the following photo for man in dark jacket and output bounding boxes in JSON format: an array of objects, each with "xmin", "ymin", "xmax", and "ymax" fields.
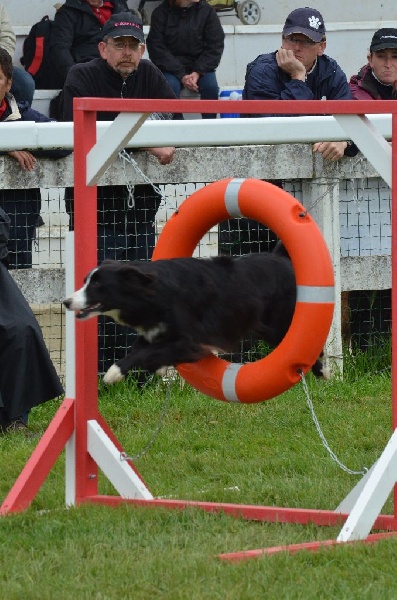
[
  {"xmin": 221, "ymin": 8, "xmax": 357, "ymax": 282},
  {"xmin": 61, "ymin": 12, "xmax": 177, "ymax": 375},
  {"xmin": 350, "ymin": 28, "xmax": 397, "ymax": 100},
  {"xmin": 0, "ymin": 47, "xmax": 69, "ymax": 268},
  {"xmin": 243, "ymin": 7, "xmax": 356, "ymax": 161},
  {"xmin": 146, "ymin": 0, "xmax": 224, "ymax": 118},
  {"xmin": 0, "ymin": 206, "xmax": 64, "ymax": 434},
  {"xmin": 50, "ymin": 0, "xmax": 130, "ymax": 88}
]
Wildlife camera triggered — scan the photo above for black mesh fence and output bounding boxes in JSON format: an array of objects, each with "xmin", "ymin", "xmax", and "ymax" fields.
[{"xmin": 0, "ymin": 177, "xmax": 392, "ymax": 376}]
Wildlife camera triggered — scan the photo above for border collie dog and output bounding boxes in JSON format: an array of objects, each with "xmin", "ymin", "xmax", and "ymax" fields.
[{"xmin": 63, "ymin": 252, "xmax": 327, "ymax": 384}]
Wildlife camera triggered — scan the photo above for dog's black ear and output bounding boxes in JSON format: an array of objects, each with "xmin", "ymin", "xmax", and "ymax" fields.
[{"xmin": 118, "ymin": 264, "xmax": 156, "ymax": 289}]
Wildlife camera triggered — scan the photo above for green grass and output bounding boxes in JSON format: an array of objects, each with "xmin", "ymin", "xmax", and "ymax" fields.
[{"xmin": 1, "ymin": 357, "xmax": 397, "ymax": 599}]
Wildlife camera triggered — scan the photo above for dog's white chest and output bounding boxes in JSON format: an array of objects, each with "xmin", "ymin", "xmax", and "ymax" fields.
[{"xmin": 135, "ymin": 322, "xmax": 167, "ymax": 343}]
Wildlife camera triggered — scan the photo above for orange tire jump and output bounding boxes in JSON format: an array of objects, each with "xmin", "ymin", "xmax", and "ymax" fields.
[{"xmin": 153, "ymin": 178, "xmax": 335, "ymax": 403}]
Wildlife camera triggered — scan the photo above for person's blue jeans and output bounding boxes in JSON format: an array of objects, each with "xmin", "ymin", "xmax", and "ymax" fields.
[
  {"xmin": 163, "ymin": 71, "xmax": 219, "ymax": 118},
  {"xmin": 11, "ymin": 67, "xmax": 35, "ymax": 106}
]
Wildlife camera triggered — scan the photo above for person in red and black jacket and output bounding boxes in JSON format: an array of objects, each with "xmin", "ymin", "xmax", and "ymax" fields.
[{"xmin": 49, "ymin": 0, "xmax": 131, "ymax": 88}]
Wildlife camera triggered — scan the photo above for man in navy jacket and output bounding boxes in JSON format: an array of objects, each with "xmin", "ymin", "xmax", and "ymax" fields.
[{"xmin": 243, "ymin": 7, "xmax": 356, "ymax": 161}]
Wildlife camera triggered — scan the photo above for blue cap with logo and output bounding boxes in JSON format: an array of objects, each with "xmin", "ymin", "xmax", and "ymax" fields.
[{"xmin": 283, "ymin": 7, "xmax": 325, "ymax": 43}]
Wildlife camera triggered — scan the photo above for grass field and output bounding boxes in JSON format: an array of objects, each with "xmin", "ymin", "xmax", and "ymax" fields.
[{"xmin": 1, "ymin": 350, "xmax": 397, "ymax": 599}]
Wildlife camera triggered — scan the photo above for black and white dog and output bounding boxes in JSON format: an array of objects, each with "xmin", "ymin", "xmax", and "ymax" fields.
[{"xmin": 63, "ymin": 251, "xmax": 328, "ymax": 384}]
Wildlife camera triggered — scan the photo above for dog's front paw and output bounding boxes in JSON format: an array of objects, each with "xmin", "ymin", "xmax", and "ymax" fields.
[{"xmin": 103, "ymin": 364, "xmax": 125, "ymax": 385}]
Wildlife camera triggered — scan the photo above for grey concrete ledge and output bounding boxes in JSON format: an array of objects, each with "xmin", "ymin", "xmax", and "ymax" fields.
[{"xmin": 0, "ymin": 145, "xmax": 380, "ymax": 190}]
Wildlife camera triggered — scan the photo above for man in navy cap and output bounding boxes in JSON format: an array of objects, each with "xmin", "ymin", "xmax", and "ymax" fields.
[
  {"xmin": 243, "ymin": 7, "xmax": 356, "ymax": 161},
  {"xmin": 219, "ymin": 8, "xmax": 357, "ymax": 294}
]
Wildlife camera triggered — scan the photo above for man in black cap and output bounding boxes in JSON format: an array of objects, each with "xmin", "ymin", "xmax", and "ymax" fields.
[
  {"xmin": 350, "ymin": 28, "xmax": 397, "ymax": 100},
  {"xmin": 61, "ymin": 12, "xmax": 178, "ymax": 376},
  {"xmin": 243, "ymin": 6, "xmax": 355, "ymax": 161}
]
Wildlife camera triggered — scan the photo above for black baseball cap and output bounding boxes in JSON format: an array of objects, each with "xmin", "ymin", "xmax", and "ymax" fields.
[
  {"xmin": 102, "ymin": 12, "xmax": 145, "ymax": 43},
  {"xmin": 370, "ymin": 28, "xmax": 397, "ymax": 52},
  {"xmin": 283, "ymin": 7, "xmax": 325, "ymax": 43}
]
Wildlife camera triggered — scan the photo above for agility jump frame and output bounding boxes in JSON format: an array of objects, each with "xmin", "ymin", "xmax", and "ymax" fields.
[{"xmin": 2, "ymin": 98, "xmax": 397, "ymax": 560}]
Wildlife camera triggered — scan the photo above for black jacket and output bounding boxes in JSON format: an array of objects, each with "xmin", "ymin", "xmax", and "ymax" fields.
[
  {"xmin": 61, "ymin": 57, "xmax": 179, "ymax": 121},
  {"xmin": 146, "ymin": 0, "xmax": 224, "ymax": 80},
  {"xmin": 0, "ymin": 207, "xmax": 10, "ymax": 264},
  {"xmin": 49, "ymin": 0, "xmax": 129, "ymax": 85}
]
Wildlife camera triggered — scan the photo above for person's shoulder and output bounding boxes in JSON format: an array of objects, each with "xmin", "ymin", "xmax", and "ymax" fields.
[
  {"xmin": 58, "ymin": 0, "xmax": 87, "ymax": 11},
  {"xmin": 138, "ymin": 58, "xmax": 162, "ymax": 72},
  {"xmin": 247, "ymin": 53, "xmax": 276, "ymax": 71},
  {"xmin": 69, "ymin": 57, "xmax": 101, "ymax": 75},
  {"xmin": 151, "ymin": 0, "xmax": 169, "ymax": 16},
  {"xmin": 197, "ymin": 0, "xmax": 215, "ymax": 10},
  {"xmin": 319, "ymin": 54, "xmax": 346, "ymax": 74},
  {"xmin": 18, "ymin": 102, "xmax": 51, "ymax": 123}
]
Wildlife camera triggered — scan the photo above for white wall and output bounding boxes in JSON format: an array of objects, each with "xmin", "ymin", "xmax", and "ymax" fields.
[{"xmin": 4, "ymin": 0, "xmax": 397, "ymax": 27}]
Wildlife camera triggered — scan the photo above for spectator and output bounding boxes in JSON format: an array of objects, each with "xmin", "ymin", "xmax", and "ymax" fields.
[
  {"xmin": 146, "ymin": 0, "xmax": 224, "ymax": 119},
  {"xmin": 0, "ymin": 206, "xmax": 64, "ymax": 434},
  {"xmin": 0, "ymin": 47, "xmax": 70, "ymax": 269},
  {"xmin": 0, "ymin": 3, "xmax": 35, "ymax": 104},
  {"xmin": 50, "ymin": 0, "xmax": 131, "ymax": 89},
  {"xmin": 243, "ymin": 7, "xmax": 356, "ymax": 160},
  {"xmin": 220, "ymin": 7, "xmax": 358, "ymax": 258},
  {"xmin": 61, "ymin": 11, "xmax": 178, "ymax": 375},
  {"xmin": 347, "ymin": 29, "xmax": 397, "ymax": 351},
  {"xmin": 350, "ymin": 28, "xmax": 397, "ymax": 100}
]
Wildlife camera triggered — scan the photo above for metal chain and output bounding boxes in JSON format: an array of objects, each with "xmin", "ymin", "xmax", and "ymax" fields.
[
  {"xmin": 299, "ymin": 371, "xmax": 368, "ymax": 476},
  {"xmin": 120, "ymin": 376, "xmax": 172, "ymax": 462},
  {"xmin": 118, "ymin": 148, "xmax": 168, "ymax": 209}
]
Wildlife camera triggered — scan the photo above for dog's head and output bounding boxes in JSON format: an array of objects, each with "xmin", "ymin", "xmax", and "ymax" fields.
[{"xmin": 63, "ymin": 260, "xmax": 156, "ymax": 322}]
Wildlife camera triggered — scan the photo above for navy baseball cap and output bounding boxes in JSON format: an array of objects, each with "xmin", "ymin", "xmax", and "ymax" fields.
[
  {"xmin": 102, "ymin": 12, "xmax": 145, "ymax": 43},
  {"xmin": 283, "ymin": 7, "xmax": 325, "ymax": 43},
  {"xmin": 370, "ymin": 28, "xmax": 397, "ymax": 52}
]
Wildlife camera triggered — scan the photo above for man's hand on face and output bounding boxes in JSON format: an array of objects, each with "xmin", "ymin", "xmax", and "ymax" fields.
[{"xmin": 276, "ymin": 48, "xmax": 306, "ymax": 81}]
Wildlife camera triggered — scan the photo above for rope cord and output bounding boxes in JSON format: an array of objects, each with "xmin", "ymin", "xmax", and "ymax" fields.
[
  {"xmin": 299, "ymin": 371, "xmax": 368, "ymax": 476},
  {"xmin": 120, "ymin": 376, "xmax": 173, "ymax": 462}
]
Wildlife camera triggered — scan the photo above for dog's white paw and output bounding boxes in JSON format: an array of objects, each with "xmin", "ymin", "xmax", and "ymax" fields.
[{"xmin": 103, "ymin": 364, "xmax": 124, "ymax": 385}]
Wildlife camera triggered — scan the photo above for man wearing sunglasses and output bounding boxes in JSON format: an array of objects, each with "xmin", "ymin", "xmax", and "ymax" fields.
[{"xmin": 243, "ymin": 7, "xmax": 356, "ymax": 162}]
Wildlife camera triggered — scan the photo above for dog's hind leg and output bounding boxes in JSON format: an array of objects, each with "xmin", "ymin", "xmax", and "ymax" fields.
[{"xmin": 311, "ymin": 350, "xmax": 330, "ymax": 379}]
